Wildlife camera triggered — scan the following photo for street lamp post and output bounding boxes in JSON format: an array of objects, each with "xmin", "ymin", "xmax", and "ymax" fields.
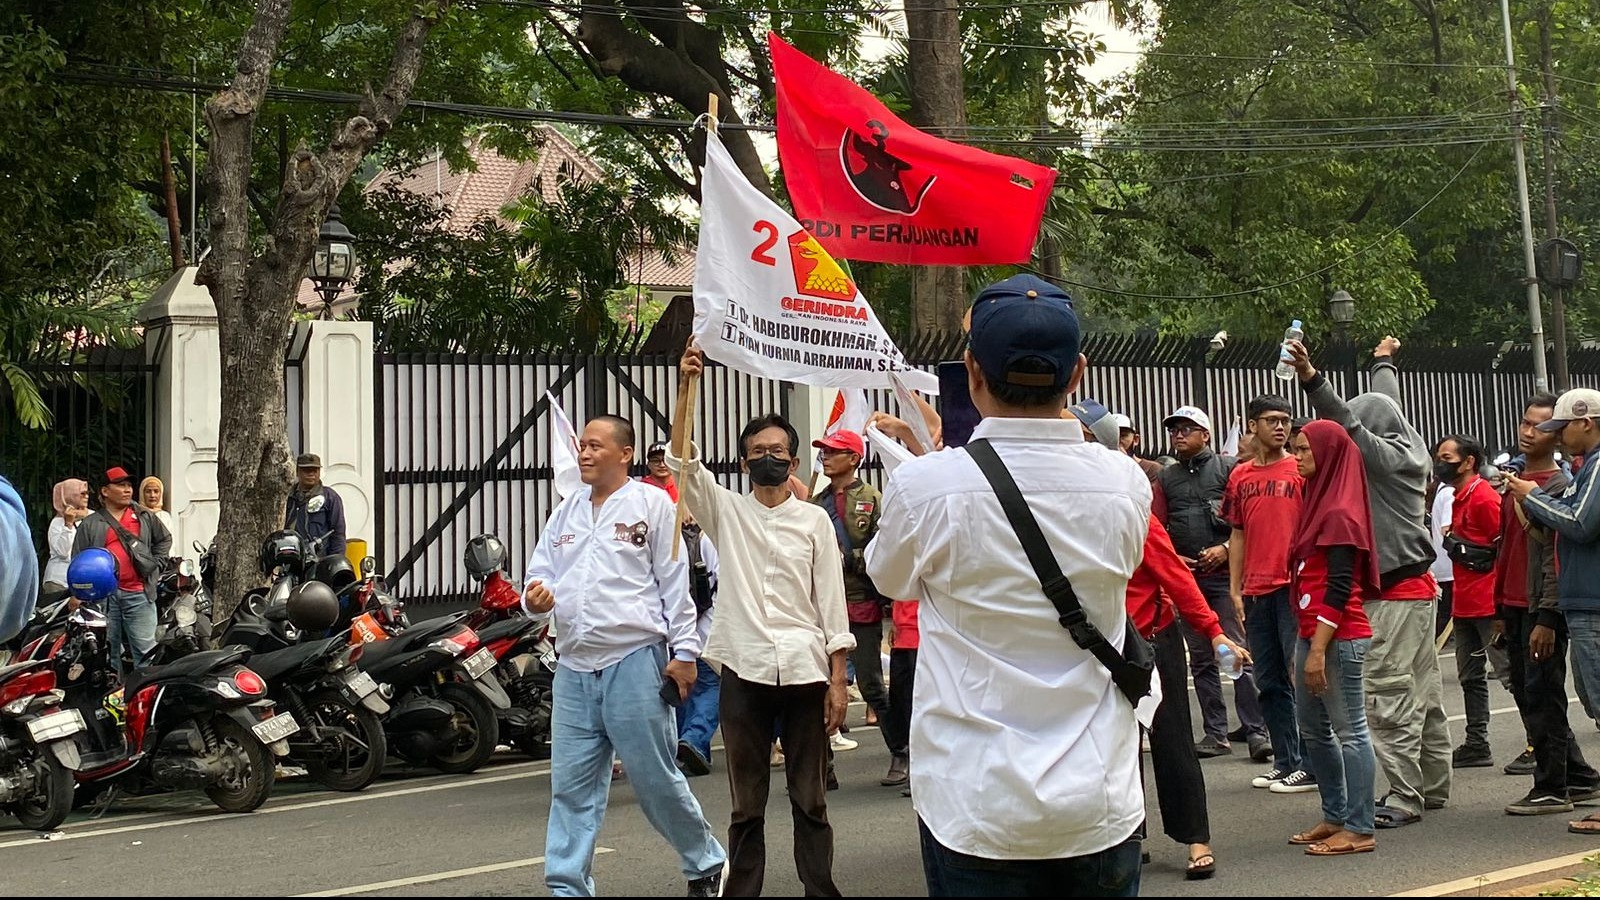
[
  {"xmin": 1328, "ymin": 289, "xmax": 1357, "ymax": 391},
  {"xmin": 308, "ymin": 203, "xmax": 356, "ymax": 320}
]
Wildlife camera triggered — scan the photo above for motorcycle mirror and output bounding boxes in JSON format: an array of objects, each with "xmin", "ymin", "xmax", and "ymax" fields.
[
  {"xmin": 306, "ymin": 494, "xmax": 327, "ymax": 514},
  {"xmin": 361, "ymin": 556, "xmax": 377, "ymax": 578},
  {"xmin": 178, "ymin": 559, "xmax": 196, "ymax": 578}
]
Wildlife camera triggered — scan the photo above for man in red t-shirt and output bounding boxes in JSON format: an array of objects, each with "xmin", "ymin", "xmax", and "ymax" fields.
[
  {"xmin": 1436, "ymin": 435, "xmax": 1504, "ymax": 768},
  {"xmin": 1224, "ymin": 395, "xmax": 1312, "ymax": 793},
  {"xmin": 70, "ymin": 466, "xmax": 172, "ymax": 678}
]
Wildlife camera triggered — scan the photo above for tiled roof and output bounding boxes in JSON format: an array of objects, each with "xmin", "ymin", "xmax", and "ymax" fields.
[{"xmin": 630, "ymin": 245, "xmax": 696, "ymax": 290}]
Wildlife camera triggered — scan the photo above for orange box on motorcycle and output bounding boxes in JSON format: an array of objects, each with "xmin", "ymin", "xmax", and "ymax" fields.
[
  {"xmin": 344, "ymin": 538, "xmax": 368, "ymax": 573},
  {"xmin": 350, "ymin": 612, "xmax": 389, "ymax": 644}
]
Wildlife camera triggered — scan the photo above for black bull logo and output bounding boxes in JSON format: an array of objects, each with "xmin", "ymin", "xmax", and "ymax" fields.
[{"xmin": 839, "ymin": 120, "xmax": 936, "ymax": 215}]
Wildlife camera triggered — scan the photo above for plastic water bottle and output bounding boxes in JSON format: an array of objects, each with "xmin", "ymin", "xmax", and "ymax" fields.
[
  {"xmin": 1216, "ymin": 644, "xmax": 1244, "ymax": 681},
  {"xmin": 1274, "ymin": 319, "xmax": 1304, "ymax": 381}
]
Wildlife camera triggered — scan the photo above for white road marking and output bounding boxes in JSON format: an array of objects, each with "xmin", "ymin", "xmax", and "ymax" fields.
[
  {"xmin": 291, "ymin": 849, "xmax": 614, "ymax": 897},
  {"xmin": 1391, "ymin": 846, "xmax": 1600, "ymax": 896},
  {"xmin": 1448, "ymin": 698, "xmax": 1577, "ymax": 724},
  {"xmin": 0, "ymin": 762, "xmax": 553, "ymax": 851}
]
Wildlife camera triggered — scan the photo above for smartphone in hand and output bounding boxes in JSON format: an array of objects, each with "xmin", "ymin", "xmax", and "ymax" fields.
[{"xmin": 659, "ymin": 675, "xmax": 683, "ymax": 708}]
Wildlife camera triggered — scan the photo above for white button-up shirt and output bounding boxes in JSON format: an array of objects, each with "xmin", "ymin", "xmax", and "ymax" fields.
[
  {"xmin": 668, "ymin": 445, "xmax": 855, "ymax": 686},
  {"xmin": 866, "ymin": 417, "xmax": 1150, "ymax": 861},
  {"xmin": 523, "ymin": 479, "xmax": 699, "ymax": 673}
]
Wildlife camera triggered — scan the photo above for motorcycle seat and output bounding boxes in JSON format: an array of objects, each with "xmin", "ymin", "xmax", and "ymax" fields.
[
  {"xmin": 354, "ymin": 613, "xmax": 468, "ymax": 669},
  {"xmin": 246, "ymin": 637, "xmax": 341, "ymax": 682},
  {"xmin": 474, "ymin": 616, "xmax": 540, "ymax": 645},
  {"xmin": 0, "ymin": 658, "xmax": 51, "ymax": 683},
  {"xmin": 127, "ymin": 647, "xmax": 252, "ymax": 692}
]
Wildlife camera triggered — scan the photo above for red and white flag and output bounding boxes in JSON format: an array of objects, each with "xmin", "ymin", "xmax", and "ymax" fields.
[{"xmin": 771, "ymin": 33, "xmax": 1057, "ymax": 266}]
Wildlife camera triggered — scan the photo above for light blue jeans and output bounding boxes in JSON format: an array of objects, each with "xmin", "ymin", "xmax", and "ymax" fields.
[
  {"xmin": 1295, "ymin": 637, "xmax": 1376, "ymax": 836},
  {"xmin": 107, "ymin": 589, "xmax": 157, "ymax": 678},
  {"xmin": 545, "ymin": 643, "xmax": 725, "ymax": 896}
]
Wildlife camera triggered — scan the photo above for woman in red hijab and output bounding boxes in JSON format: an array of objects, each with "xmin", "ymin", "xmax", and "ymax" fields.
[{"xmin": 1286, "ymin": 420, "xmax": 1380, "ymax": 857}]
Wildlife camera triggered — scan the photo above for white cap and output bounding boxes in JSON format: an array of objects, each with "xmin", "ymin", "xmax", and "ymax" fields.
[
  {"xmin": 1162, "ymin": 406, "xmax": 1214, "ymax": 433},
  {"xmin": 1111, "ymin": 414, "xmax": 1134, "ymax": 432},
  {"xmin": 1537, "ymin": 388, "xmax": 1600, "ymax": 432}
]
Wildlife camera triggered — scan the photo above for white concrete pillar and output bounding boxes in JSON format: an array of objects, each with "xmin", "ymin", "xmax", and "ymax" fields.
[
  {"xmin": 135, "ymin": 267, "xmax": 220, "ymax": 557},
  {"xmin": 292, "ymin": 320, "xmax": 377, "ymax": 553}
]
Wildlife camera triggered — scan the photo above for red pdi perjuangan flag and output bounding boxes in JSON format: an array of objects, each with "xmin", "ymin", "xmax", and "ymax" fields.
[{"xmin": 770, "ymin": 33, "xmax": 1057, "ymax": 266}]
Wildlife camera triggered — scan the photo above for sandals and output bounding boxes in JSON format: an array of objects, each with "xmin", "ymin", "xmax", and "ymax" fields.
[
  {"xmin": 1568, "ymin": 814, "xmax": 1600, "ymax": 835},
  {"xmin": 1185, "ymin": 851, "xmax": 1216, "ymax": 881},
  {"xmin": 1374, "ymin": 805, "xmax": 1422, "ymax": 829},
  {"xmin": 1290, "ymin": 823, "xmax": 1342, "ymax": 845},
  {"xmin": 1306, "ymin": 837, "xmax": 1376, "ymax": 856}
]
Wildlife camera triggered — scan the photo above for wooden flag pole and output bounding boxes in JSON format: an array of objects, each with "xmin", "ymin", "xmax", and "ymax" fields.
[{"xmin": 671, "ymin": 93, "xmax": 718, "ymax": 559}]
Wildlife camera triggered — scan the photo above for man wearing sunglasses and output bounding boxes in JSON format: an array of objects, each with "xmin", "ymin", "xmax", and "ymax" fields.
[{"xmin": 1155, "ymin": 407, "xmax": 1269, "ymax": 763}]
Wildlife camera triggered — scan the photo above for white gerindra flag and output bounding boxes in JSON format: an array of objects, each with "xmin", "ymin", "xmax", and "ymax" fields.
[
  {"xmin": 693, "ymin": 133, "xmax": 939, "ymax": 395},
  {"xmin": 544, "ymin": 391, "xmax": 583, "ymax": 501}
]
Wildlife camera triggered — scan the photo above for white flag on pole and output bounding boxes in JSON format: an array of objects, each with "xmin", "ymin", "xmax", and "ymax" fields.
[
  {"xmin": 545, "ymin": 391, "xmax": 583, "ymax": 501},
  {"xmin": 692, "ymin": 133, "xmax": 938, "ymax": 394},
  {"xmin": 1222, "ymin": 418, "xmax": 1242, "ymax": 458}
]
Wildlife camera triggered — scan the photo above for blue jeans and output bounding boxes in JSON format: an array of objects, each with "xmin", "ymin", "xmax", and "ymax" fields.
[
  {"xmin": 1295, "ymin": 637, "xmax": 1376, "ymax": 836},
  {"xmin": 675, "ymin": 659, "xmax": 721, "ymax": 761},
  {"xmin": 106, "ymin": 589, "xmax": 157, "ymax": 678},
  {"xmin": 1567, "ymin": 612, "xmax": 1600, "ymax": 725},
  {"xmin": 1245, "ymin": 589, "xmax": 1305, "ymax": 772},
  {"xmin": 919, "ymin": 819, "xmax": 1140, "ymax": 897},
  {"xmin": 546, "ymin": 643, "xmax": 725, "ymax": 896}
]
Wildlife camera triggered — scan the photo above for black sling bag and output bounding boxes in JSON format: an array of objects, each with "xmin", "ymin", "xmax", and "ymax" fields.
[{"xmin": 967, "ymin": 439, "xmax": 1155, "ymax": 705}]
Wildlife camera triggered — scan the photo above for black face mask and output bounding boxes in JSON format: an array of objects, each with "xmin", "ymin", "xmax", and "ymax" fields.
[
  {"xmin": 747, "ymin": 455, "xmax": 791, "ymax": 487},
  {"xmin": 1434, "ymin": 460, "xmax": 1465, "ymax": 485}
]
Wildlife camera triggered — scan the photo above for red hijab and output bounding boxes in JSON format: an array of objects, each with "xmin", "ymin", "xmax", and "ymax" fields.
[{"xmin": 1292, "ymin": 420, "xmax": 1381, "ymax": 596}]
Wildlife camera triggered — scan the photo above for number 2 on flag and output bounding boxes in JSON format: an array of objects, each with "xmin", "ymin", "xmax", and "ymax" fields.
[{"xmin": 751, "ymin": 220, "xmax": 778, "ymax": 266}]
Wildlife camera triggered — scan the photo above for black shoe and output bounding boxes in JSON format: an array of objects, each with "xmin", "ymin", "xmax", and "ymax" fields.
[
  {"xmin": 1453, "ymin": 744, "xmax": 1494, "ymax": 768},
  {"xmin": 1195, "ymin": 736, "xmax": 1233, "ymax": 758},
  {"xmin": 677, "ymin": 740, "xmax": 712, "ymax": 777},
  {"xmin": 1504, "ymin": 747, "xmax": 1536, "ymax": 776},
  {"xmin": 687, "ymin": 870, "xmax": 723, "ymax": 897},
  {"xmin": 826, "ymin": 771, "xmax": 840, "ymax": 791},
  {"xmin": 1571, "ymin": 784, "xmax": 1600, "ymax": 803},
  {"xmin": 1227, "ymin": 725, "xmax": 1249, "ymax": 742},
  {"xmin": 1506, "ymin": 791, "xmax": 1574, "ymax": 815},
  {"xmin": 881, "ymin": 754, "xmax": 909, "ymax": 787},
  {"xmin": 1248, "ymin": 734, "xmax": 1273, "ymax": 763}
]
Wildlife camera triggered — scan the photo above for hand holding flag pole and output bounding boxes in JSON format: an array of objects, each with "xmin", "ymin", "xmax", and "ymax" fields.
[{"xmin": 670, "ymin": 93, "xmax": 719, "ymax": 560}]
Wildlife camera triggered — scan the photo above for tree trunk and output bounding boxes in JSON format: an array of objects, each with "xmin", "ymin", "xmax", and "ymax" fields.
[
  {"xmin": 160, "ymin": 132, "xmax": 186, "ymax": 271},
  {"xmin": 196, "ymin": 0, "xmax": 448, "ymax": 620},
  {"xmin": 904, "ymin": 0, "xmax": 967, "ymax": 334}
]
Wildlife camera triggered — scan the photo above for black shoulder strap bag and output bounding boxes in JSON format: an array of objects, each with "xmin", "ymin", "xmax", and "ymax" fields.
[{"xmin": 966, "ymin": 439, "xmax": 1155, "ymax": 705}]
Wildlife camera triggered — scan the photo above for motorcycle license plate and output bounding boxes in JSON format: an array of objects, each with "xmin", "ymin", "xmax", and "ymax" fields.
[
  {"xmin": 464, "ymin": 648, "xmax": 496, "ymax": 680},
  {"xmin": 343, "ymin": 670, "xmax": 379, "ymax": 698},
  {"xmin": 251, "ymin": 712, "xmax": 299, "ymax": 744},
  {"xmin": 27, "ymin": 709, "xmax": 85, "ymax": 742}
]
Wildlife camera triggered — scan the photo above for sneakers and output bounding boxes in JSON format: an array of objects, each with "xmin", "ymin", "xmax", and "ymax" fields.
[
  {"xmin": 1571, "ymin": 784, "xmax": 1600, "ymax": 803},
  {"xmin": 1506, "ymin": 791, "xmax": 1575, "ymax": 815},
  {"xmin": 1453, "ymin": 744, "xmax": 1494, "ymax": 768},
  {"xmin": 881, "ymin": 754, "xmax": 910, "ymax": 787},
  {"xmin": 687, "ymin": 869, "xmax": 724, "ymax": 897},
  {"xmin": 1268, "ymin": 769, "xmax": 1318, "ymax": 793},
  {"xmin": 1252, "ymin": 766, "xmax": 1293, "ymax": 789},
  {"xmin": 677, "ymin": 740, "xmax": 712, "ymax": 777},
  {"xmin": 1248, "ymin": 734, "xmax": 1273, "ymax": 763},
  {"xmin": 1504, "ymin": 747, "xmax": 1537, "ymax": 776},
  {"xmin": 829, "ymin": 732, "xmax": 859, "ymax": 752},
  {"xmin": 1195, "ymin": 736, "xmax": 1232, "ymax": 758}
]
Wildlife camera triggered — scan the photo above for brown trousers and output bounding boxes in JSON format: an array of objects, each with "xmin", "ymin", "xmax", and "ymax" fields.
[{"xmin": 719, "ymin": 668, "xmax": 840, "ymax": 897}]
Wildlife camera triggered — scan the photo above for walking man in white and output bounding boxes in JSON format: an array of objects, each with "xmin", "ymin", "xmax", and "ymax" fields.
[{"xmin": 523, "ymin": 414, "xmax": 725, "ymax": 897}]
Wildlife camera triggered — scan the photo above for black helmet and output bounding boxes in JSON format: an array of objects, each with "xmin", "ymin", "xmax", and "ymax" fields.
[
  {"xmin": 260, "ymin": 530, "xmax": 307, "ymax": 576},
  {"xmin": 464, "ymin": 534, "xmax": 507, "ymax": 581},
  {"xmin": 312, "ymin": 554, "xmax": 357, "ymax": 592},
  {"xmin": 286, "ymin": 581, "xmax": 340, "ymax": 632}
]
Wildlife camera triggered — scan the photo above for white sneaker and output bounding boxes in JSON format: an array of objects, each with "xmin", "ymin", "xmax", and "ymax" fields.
[
  {"xmin": 1268, "ymin": 769, "xmax": 1318, "ymax": 793},
  {"xmin": 1251, "ymin": 766, "xmax": 1291, "ymax": 789},
  {"xmin": 830, "ymin": 732, "xmax": 859, "ymax": 752}
]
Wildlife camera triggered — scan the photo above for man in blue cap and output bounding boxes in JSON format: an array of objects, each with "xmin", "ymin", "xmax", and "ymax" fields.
[{"xmin": 867, "ymin": 274, "xmax": 1148, "ymax": 897}]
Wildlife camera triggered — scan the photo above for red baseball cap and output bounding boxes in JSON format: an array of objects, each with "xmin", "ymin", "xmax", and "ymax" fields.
[
  {"xmin": 103, "ymin": 466, "xmax": 134, "ymax": 485},
  {"xmin": 812, "ymin": 430, "xmax": 865, "ymax": 457}
]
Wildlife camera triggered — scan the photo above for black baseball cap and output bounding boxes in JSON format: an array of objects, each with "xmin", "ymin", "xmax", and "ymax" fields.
[
  {"xmin": 966, "ymin": 274, "xmax": 1081, "ymax": 392},
  {"xmin": 646, "ymin": 442, "xmax": 669, "ymax": 458}
]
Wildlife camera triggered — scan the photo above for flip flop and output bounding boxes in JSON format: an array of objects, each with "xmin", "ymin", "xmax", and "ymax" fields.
[
  {"xmin": 1374, "ymin": 805, "xmax": 1422, "ymax": 829},
  {"xmin": 1568, "ymin": 815, "xmax": 1600, "ymax": 835},
  {"xmin": 1185, "ymin": 852, "xmax": 1216, "ymax": 881},
  {"xmin": 1306, "ymin": 839, "xmax": 1376, "ymax": 857}
]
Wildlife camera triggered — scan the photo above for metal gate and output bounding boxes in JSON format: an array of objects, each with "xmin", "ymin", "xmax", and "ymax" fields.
[{"xmin": 376, "ymin": 352, "xmax": 788, "ymax": 607}]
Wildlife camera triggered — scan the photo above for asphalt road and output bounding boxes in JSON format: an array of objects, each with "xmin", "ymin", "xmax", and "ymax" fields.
[{"xmin": 3, "ymin": 645, "xmax": 1598, "ymax": 897}]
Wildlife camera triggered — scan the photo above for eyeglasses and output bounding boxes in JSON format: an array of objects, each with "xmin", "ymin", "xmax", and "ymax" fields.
[
  {"xmin": 747, "ymin": 449, "xmax": 792, "ymax": 462},
  {"xmin": 1166, "ymin": 425, "xmax": 1201, "ymax": 439},
  {"xmin": 1254, "ymin": 415, "xmax": 1292, "ymax": 428}
]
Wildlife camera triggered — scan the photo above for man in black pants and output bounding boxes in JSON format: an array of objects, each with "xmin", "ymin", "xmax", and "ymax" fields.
[
  {"xmin": 1154, "ymin": 405, "xmax": 1269, "ymax": 762},
  {"xmin": 1500, "ymin": 394, "xmax": 1600, "ymax": 814}
]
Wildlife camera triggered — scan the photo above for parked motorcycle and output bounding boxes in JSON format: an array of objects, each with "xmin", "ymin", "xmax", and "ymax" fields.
[
  {"xmin": 0, "ymin": 659, "xmax": 85, "ymax": 830},
  {"xmin": 46, "ymin": 606, "xmax": 297, "ymax": 813},
  {"xmin": 463, "ymin": 534, "xmax": 554, "ymax": 759}
]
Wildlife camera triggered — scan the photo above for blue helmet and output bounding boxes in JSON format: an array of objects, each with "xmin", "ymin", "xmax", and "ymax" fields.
[{"xmin": 67, "ymin": 548, "xmax": 119, "ymax": 602}]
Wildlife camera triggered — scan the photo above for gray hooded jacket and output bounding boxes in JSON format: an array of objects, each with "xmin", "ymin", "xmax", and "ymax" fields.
[{"xmin": 1300, "ymin": 356, "xmax": 1437, "ymax": 584}]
